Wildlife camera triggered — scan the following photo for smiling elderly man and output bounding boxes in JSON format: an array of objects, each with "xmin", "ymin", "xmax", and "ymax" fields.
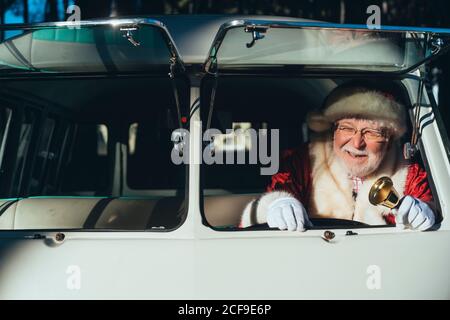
[{"xmin": 240, "ymin": 83, "xmax": 436, "ymax": 231}]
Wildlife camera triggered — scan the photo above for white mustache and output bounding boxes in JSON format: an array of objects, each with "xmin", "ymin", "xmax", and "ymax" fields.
[{"xmin": 341, "ymin": 145, "xmax": 369, "ymax": 156}]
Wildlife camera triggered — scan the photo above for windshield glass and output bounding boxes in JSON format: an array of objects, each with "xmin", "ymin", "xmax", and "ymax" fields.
[
  {"xmin": 212, "ymin": 22, "xmax": 450, "ymax": 72},
  {"xmin": 0, "ymin": 24, "xmax": 172, "ymax": 74}
]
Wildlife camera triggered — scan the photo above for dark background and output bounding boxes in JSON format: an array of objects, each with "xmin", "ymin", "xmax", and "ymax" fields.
[{"xmin": 1, "ymin": 0, "xmax": 449, "ymax": 137}]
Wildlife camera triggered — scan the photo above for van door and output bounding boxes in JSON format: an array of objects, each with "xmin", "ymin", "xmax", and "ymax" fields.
[{"xmin": 197, "ymin": 20, "xmax": 450, "ymax": 298}]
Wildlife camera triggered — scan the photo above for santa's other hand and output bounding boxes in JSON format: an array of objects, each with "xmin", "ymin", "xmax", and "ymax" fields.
[
  {"xmin": 266, "ymin": 197, "xmax": 312, "ymax": 232},
  {"xmin": 393, "ymin": 195, "xmax": 435, "ymax": 231}
]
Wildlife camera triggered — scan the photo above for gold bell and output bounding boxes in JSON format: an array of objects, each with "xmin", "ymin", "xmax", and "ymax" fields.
[{"xmin": 368, "ymin": 176, "xmax": 401, "ymax": 209}]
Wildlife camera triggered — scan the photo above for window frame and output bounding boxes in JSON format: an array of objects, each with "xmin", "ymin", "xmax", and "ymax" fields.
[
  {"xmin": 198, "ymin": 73, "xmax": 445, "ymax": 234},
  {"xmin": 0, "ymin": 85, "xmax": 190, "ymax": 233}
]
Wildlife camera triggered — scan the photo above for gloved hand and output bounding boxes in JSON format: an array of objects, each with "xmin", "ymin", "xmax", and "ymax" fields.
[
  {"xmin": 266, "ymin": 197, "xmax": 313, "ymax": 232},
  {"xmin": 393, "ymin": 195, "xmax": 435, "ymax": 231}
]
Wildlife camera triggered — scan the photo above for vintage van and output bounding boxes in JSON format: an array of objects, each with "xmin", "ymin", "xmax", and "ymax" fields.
[{"xmin": 0, "ymin": 15, "xmax": 449, "ymax": 299}]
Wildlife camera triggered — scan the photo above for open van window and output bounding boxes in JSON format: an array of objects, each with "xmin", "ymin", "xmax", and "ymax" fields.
[
  {"xmin": 200, "ymin": 76, "xmax": 440, "ymax": 231},
  {"xmin": 198, "ymin": 19, "xmax": 450, "ymax": 233}
]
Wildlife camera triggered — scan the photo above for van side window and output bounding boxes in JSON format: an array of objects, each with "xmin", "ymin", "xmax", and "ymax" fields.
[{"xmin": 0, "ymin": 74, "xmax": 188, "ymax": 231}]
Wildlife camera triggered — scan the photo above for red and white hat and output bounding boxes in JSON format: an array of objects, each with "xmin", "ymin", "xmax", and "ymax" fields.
[{"xmin": 307, "ymin": 85, "xmax": 407, "ymax": 139}]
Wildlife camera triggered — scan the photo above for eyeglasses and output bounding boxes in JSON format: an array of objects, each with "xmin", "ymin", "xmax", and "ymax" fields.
[{"xmin": 335, "ymin": 124, "xmax": 388, "ymax": 142}]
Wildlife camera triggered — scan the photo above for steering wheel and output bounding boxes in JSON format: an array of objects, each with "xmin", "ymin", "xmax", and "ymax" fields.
[{"xmin": 243, "ymin": 218, "xmax": 369, "ymax": 231}]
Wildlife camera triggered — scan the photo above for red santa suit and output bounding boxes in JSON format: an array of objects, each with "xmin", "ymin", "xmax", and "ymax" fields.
[{"xmin": 240, "ymin": 85, "xmax": 434, "ymax": 228}]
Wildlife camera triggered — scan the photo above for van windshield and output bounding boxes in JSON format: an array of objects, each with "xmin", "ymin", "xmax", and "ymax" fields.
[
  {"xmin": 0, "ymin": 23, "xmax": 173, "ymax": 74},
  {"xmin": 209, "ymin": 21, "xmax": 450, "ymax": 72}
]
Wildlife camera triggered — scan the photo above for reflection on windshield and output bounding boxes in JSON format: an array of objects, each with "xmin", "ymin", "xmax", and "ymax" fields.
[
  {"xmin": 214, "ymin": 25, "xmax": 446, "ymax": 71},
  {"xmin": 0, "ymin": 25, "xmax": 172, "ymax": 73}
]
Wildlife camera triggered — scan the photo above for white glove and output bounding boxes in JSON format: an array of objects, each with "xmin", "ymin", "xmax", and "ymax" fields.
[
  {"xmin": 266, "ymin": 197, "xmax": 312, "ymax": 232},
  {"xmin": 393, "ymin": 195, "xmax": 435, "ymax": 231}
]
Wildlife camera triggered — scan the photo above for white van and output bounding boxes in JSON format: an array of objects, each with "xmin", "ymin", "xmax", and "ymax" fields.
[{"xmin": 0, "ymin": 15, "xmax": 449, "ymax": 299}]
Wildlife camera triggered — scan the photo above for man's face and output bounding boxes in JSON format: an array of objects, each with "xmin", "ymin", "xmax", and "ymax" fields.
[{"xmin": 333, "ymin": 118, "xmax": 390, "ymax": 177}]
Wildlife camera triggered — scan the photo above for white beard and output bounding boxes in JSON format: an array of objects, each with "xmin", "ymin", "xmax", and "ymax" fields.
[{"xmin": 337, "ymin": 144, "xmax": 388, "ymax": 178}]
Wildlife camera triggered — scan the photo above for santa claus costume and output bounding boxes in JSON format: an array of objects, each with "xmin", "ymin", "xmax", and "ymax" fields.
[{"xmin": 240, "ymin": 85, "xmax": 434, "ymax": 228}]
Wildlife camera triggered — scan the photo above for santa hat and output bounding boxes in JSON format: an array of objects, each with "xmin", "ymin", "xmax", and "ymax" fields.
[{"xmin": 307, "ymin": 85, "xmax": 407, "ymax": 139}]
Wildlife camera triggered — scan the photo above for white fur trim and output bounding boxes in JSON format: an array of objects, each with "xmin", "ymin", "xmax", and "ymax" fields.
[
  {"xmin": 307, "ymin": 134, "xmax": 409, "ymax": 225},
  {"xmin": 308, "ymin": 89, "xmax": 406, "ymax": 138},
  {"xmin": 307, "ymin": 134, "xmax": 355, "ymax": 220},
  {"xmin": 240, "ymin": 191, "xmax": 296, "ymax": 227}
]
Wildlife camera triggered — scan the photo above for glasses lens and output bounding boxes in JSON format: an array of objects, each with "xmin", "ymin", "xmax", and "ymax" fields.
[
  {"xmin": 363, "ymin": 129, "xmax": 385, "ymax": 141},
  {"xmin": 338, "ymin": 126, "xmax": 356, "ymax": 135}
]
